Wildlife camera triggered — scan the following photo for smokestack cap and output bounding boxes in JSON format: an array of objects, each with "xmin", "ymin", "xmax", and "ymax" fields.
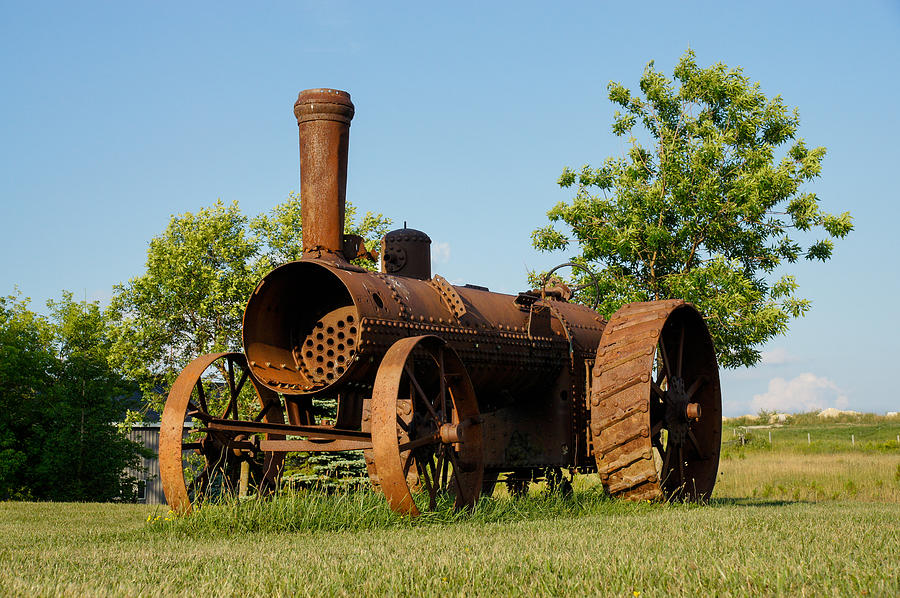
[{"xmin": 294, "ymin": 88, "xmax": 355, "ymax": 125}]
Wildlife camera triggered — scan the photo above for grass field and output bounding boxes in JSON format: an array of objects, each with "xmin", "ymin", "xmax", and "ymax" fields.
[{"xmin": 2, "ymin": 418, "xmax": 898, "ymax": 597}]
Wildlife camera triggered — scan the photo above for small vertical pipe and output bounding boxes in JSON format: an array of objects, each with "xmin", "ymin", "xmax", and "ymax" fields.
[{"xmin": 807, "ymin": 432, "xmax": 811, "ymax": 445}]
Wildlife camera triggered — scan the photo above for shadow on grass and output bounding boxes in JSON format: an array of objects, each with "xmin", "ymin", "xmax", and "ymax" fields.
[{"xmin": 709, "ymin": 497, "xmax": 800, "ymax": 508}]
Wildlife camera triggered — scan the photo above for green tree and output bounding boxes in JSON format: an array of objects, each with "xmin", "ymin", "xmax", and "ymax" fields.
[
  {"xmin": 532, "ymin": 50, "xmax": 852, "ymax": 368},
  {"xmin": 110, "ymin": 195, "xmax": 391, "ymax": 413},
  {"xmin": 108, "ymin": 199, "xmax": 259, "ymax": 411},
  {"xmin": 42, "ymin": 293, "xmax": 143, "ymax": 501},
  {"xmin": 109, "ymin": 194, "xmax": 390, "ymax": 488},
  {"xmin": 0, "ymin": 293, "xmax": 54, "ymax": 499},
  {"xmin": 250, "ymin": 191, "xmax": 387, "ymax": 271},
  {"xmin": 0, "ymin": 292, "xmax": 142, "ymax": 501}
]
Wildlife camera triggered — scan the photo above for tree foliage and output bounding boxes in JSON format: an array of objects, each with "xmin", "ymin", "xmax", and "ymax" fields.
[
  {"xmin": 109, "ymin": 194, "xmax": 391, "ymax": 414},
  {"xmin": 0, "ymin": 292, "xmax": 142, "ymax": 501},
  {"xmin": 532, "ymin": 50, "xmax": 852, "ymax": 368},
  {"xmin": 109, "ymin": 194, "xmax": 390, "ymax": 486}
]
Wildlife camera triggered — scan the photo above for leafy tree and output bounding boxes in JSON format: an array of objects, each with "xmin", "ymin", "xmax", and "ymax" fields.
[
  {"xmin": 0, "ymin": 292, "xmax": 142, "ymax": 501},
  {"xmin": 108, "ymin": 199, "xmax": 259, "ymax": 411},
  {"xmin": 42, "ymin": 293, "xmax": 144, "ymax": 501},
  {"xmin": 251, "ymin": 191, "xmax": 386, "ymax": 271},
  {"xmin": 109, "ymin": 195, "xmax": 391, "ymax": 488},
  {"xmin": 532, "ymin": 50, "xmax": 852, "ymax": 368},
  {"xmin": 0, "ymin": 294, "xmax": 54, "ymax": 499},
  {"xmin": 110, "ymin": 195, "xmax": 391, "ymax": 413}
]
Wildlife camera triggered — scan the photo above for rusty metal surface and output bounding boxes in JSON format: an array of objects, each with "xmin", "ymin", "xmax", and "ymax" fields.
[
  {"xmin": 382, "ymin": 227, "xmax": 432, "ymax": 279},
  {"xmin": 242, "ymin": 258, "xmax": 604, "ymax": 398},
  {"xmin": 589, "ymin": 301, "xmax": 722, "ymax": 501},
  {"xmin": 159, "ymin": 87, "xmax": 725, "ymax": 516},
  {"xmin": 159, "ymin": 352, "xmax": 286, "ymax": 514},
  {"xmin": 294, "ymin": 88, "xmax": 354, "ymax": 257},
  {"xmin": 371, "ymin": 335, "xmax": 483, "ymax": 516}
]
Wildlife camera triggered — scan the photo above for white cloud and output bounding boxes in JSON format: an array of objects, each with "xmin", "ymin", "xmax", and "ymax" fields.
[
  {"xmin": 759, "ymin": 347, "xmax": 794, "ymax": 366},
  {"xmin": 751, "ymin": 373, "xmax": 849, "ymax": 413},
  {"xmin": 431, "ymin": 242, "xmax": 451, "ymax": 265}
]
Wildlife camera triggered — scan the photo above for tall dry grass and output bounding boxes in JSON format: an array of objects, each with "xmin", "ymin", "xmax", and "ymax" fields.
[{"xmin": 714, "ymin": 452, "xmax": 900, "ymax": 502}]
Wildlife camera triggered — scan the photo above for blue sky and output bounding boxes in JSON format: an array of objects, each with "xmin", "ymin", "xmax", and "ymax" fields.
[{"xmin": 2, "ymin": 1, "xmax": 898, "ymax": 415}]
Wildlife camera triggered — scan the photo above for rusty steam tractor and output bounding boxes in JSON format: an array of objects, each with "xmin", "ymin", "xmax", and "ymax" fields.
[{"xmin": 160, "ymin": 88, "xmax": 722, "ymax": 515}]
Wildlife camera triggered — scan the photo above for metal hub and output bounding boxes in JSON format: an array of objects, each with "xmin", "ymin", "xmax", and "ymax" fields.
[
  {"xmin": 663, "ymin": 377, "xmax": 702, "ymax": 446},
  {"xmin": 664, "ymin": 377, "xmax": 689, "ymax": 445}
]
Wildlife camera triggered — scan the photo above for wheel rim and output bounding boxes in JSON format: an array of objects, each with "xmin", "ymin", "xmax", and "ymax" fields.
[
  {"xmin": 371, "ymin": 336, "xmax": 483, "ymax": 516},
  {"xmin": 591, "ymin": 301, "xmax": 722, "ymax": 501},
  {"xmin": 651, "ymin": 306, "xmax": 722, "ymax": 499},
  {"xmin": 159, "ymin": 352, "xmax": 286, "ymax": 514}
]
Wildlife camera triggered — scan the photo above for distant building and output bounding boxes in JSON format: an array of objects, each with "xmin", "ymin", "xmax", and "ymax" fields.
[{"xmin": 127, "ymin": 422, "xmax": 192, "ymax": 504}]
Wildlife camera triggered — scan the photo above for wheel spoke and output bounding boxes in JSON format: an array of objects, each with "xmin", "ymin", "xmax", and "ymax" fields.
[
  {"xmin": 434, "ymin": 449, "xmax": 445, "ymax": 488},
  {"xmin": 651, "ymin": 381, "xmax": 672, "ymax": 405},
  {"xmin": 196, "ymin": 381, "xmax": 209, "ymax": 413},
  {"xmin": 676, "ymin": 326, "xmax": 685, "ymax": 379},
  {"xmin": 687, "ymin": 428, "xmax": 705, "ymax": 460},
  {"xmin": 651, "ymin": 420, "xmax": 664, "ymax": 438},
  {"xmin": 658, "ymin": 340, "xmax": 672, "ymax": 385},
  {"xmin": 678, "ymin": 446, "xmax": 685, "ymax": 485},
  {"xmin": 404, "ymin": 364, "xmax": 443, "ymax": 425},
  {"xmin": 438, "ymin": 348, "xmax": 447, "ymax": 420},
  {"xmin": 440, "ymin": 446, "xmax": 449, "ymax": 490},
  {"xmin": 426, "ymin": 456, "xmax": 439, "ymax": 509},
  {"xmin": 402, "ymin": 451, "xmax": 415, "ymax": 477},
  {"xmin": 686, "ymin": 376, "xmax": 705, "ymax": 400},
  {"xmin": 447, "ymin": 450, "xmax": 466, "ymax": 498},
  {"xmin": 234, "ymin": 367, "xmax": 250, "ymax": 399},
  {"xmin": 416, "ymin": 457, "xmax": 434, "ymax": 496},
  {"xmin": 253, "ymin": 399, "xmax": 278, "ymax": 422},
  {"xmin": 226, "ymin": 358, "xmax": 237, "ymax": 418},
  {"xmin": 398, "ymin": 433, "xmax": 440, "ymax": 452},
  {"xmin": 396, "ymin": 414, "xmax": 410, "ymax": 432},
  {"xmin": 223, "ymin": 394, "xmax": 237, "ymax": 421}
]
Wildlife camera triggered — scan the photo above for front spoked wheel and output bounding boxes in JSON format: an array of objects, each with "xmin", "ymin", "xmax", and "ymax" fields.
[{"xmin": 371, "ymin": 335, "xmax": 483, "ymax": 516}]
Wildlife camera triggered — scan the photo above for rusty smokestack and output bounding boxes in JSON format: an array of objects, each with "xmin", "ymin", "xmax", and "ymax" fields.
[{"xmin": 294, "ymin": 88, "xmax": 355, "ymax": 256}]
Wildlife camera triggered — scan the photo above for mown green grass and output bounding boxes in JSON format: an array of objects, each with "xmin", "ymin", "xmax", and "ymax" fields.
[
  {"xmin": 1, "ymin": 497, "xmax": 897, "ymax": 597},
  {"xmin": 2, "ymin": 417, "xmax": 898, "ymax": 596}
]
